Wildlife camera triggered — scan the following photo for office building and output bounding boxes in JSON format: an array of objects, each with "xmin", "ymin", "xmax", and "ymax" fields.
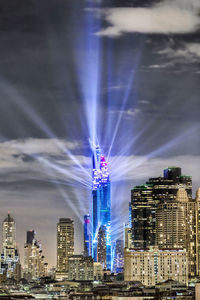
[
  {"xmin": 93, "ymin": 262, "xmax": 103, "ymax": 281},
  {"xmin": 56, "ymin": 218, "xmax": 74, "ymax": 278},
  {"xmin": 84, "ymin": 214, "xmax": 92, "ymax": 257},
  {"xmin": 113, "ymin": 239, "xmax": 124, "ymax": 273},
  {"xmin": 156, "ymin": 188, "xmax": 196, "ymax": 276},
  {"xmin": 124, "ymin": 248, "xmax": 188, "ymax": 286},
  {"xmin": 0, "ymin": 213, "xmax": 21, "ymax": 280},
  {"xmin": 24, "ymin": 230, "xmax": 48, "ymax": 280},
  {"xmin": 68, "ymin": 255, "xmax": 93, "ymax": 281},
  {"xmin": 97, "ymin": 225, "xmax": 107, "ymax": 269},
  {"xmin": 131, "ymin": 167, "xmax": 192, "ymax": 250},
  {"xmin": 26, "ymin": 230, "xmax": 35, "ymax": 245},
  {"xmin": 124, "ymin": 224, "xmax": 132, "ymax": 249}
]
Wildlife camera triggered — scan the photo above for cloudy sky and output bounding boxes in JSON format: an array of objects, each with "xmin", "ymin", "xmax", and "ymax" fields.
[{"xmin": 0, "ymin": 0, "xmax": 200, "ymax": 267}]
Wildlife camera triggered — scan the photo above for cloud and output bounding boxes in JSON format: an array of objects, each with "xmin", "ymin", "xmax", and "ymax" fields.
[
  {"xmin": 110, "ymin": 108, "xmax": 140, "ymax": 118},
  {"xmin": 97, "ymin": 0, "xmax": 200, "ymax": 36},
  {"xmin": 154, "ymin": 43, "xmax": 200, "ymax": 69}
]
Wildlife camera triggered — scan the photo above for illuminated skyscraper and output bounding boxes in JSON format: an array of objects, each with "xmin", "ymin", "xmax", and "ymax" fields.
[
  {"xmin": 24, "ymin": 230, "xmax": 48, "ymax": 280},
  {"xmin": 0, "ymin": 213, "xmax": 21, "ymax": 280},
  {"xmin": 92, "ymin": 146, "xmax": 111, "ymax": 270},
  {"xmin": 156, "ymin": 188, "xmax": 196, "ymax": 277},
  {"xmin": 56, "ymin": 218, "xmax": 74, "ymax": 279},
  {"xmin": 113, "ymin": 239, "xmax": 124, "ymax": 273},
  {"xmin": 131, "ymin": 167, "xmax": 192, "ymax": 250},
  {"xmin": 84, "ymin": 214, "xmax": 92, "ymax": 257}
]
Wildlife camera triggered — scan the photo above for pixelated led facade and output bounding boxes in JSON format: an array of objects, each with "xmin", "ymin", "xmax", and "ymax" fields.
[{"xmin": 92, "ymin": 146, "xmax": 111, "ymax": 270}]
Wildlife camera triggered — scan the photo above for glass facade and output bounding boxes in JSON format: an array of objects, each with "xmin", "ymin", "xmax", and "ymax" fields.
[
  {"xmin": 92, "ymin": 147, "xmax": 111, "ymax": 270},
  {"xmin": 131, "ymin": 167, "xmax": 192, "ymax": 250},
  {"xmin": 84, "ymin": 214, "xmax": 92, "ymax": 256}
]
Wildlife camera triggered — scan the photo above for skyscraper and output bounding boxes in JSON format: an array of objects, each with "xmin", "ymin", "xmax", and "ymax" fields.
[
  {"xmin": 24, "ymin": 230, "xmax": 48, "ymax": 280},
  {"xmin": 113, "ymin": 239, "xmax": 124, "ymax": 273},
  {"xmin": 131, "ymin": 167, "xmax": 192, "ymax": 250},
  {"xmin": 84, "ymin": 214, "xmax": 92, "ymax": 257},
  {"xmin": 92, "ymin": 146, "xmax": 111, "ymax": 270},
  {"xmin": 26, "ymin": 230, "xmax": 35, "ymax": 245},
  {"xmin": 0, "ymin": 213, "xmax": 20, "ymax": 280},
  {"xmin": 56, "ymin": 218, "xmax": 74, "ymax": 279},
  {"xmin": 156, "ymin": 188, "xmax": 196, "ymax": 276}
]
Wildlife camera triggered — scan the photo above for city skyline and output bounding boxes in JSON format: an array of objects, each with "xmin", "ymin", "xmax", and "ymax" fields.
[{"xmin": 0, "ymin": 0, "xmax": 199, "ymax": 269}]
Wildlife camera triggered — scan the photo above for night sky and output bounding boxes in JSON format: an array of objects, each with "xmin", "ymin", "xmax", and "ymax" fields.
[{"xmin": 0, "ymin": 0, "xmax": 199, "ymax": 267}]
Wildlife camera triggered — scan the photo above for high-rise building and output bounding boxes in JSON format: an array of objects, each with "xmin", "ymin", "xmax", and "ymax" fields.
[
  {"xmin": 68, "ymin": 255, "xmax": 94, "ymax": 281},
  {"xmin": 92, "ymin": 146, "xmax": 111, "ymax": 270},
  {"xmin": 84, "ymin": 214, "xmax": 92, "ymax": 257},
  {"xmin": 124, "ymin": 224, "xmax": 132, "ymax": 249},
  {"xmin": 26, "ymin": 230, "xmax": 35, "ymax": 245},
  {"xmin": 131, "ymin": 183, "xmax": 155, "ymax": 249},
  {"xmin": 124, "ymin": 248, "xmax": 188, "ymax": 286},
  {"xmin": 97, "ymin": 225, "xmax": 107, "ymax": 269},
  {"xmin": 195, "ymin": 188, "xmax": 200, "ymax": 276},
  {"xmin": 131, "ymin": 167, "xmax": 192, "ymax": 250},
  {"xmin": 113, "ymin": 240, "xmax": 124, "ymax": 273},
  {"xmin": 156, "ymin": 188, "xmax": 196, "ymax": 277},
  {"xmin": 0, "ymin": 213, "xmax": 21, "ymax": 280},
  {"xmin": 93, "ymin": 262, "xmax": 103, "ymax": 281},
  {"xmin": 56, "ymin": 218, "xmax": 74, "ymax": 278},
  {"xmin": 24, "ymin": 230, "xmax": 48, "ymax": 280}
]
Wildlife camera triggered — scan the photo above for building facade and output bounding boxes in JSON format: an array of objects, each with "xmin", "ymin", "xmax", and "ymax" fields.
[
  {"xmin": 124, "ymin": 248, "xmax": 188, "ymax": 286},
  {"xmin": 24, "ymin": 230, "xmax": 48, "ymax": 280},
  {"xmin": 113, "ymin": 239, "xmax": 124, "ymax": 273},
  {"xmin": 68, "ymin": 255, "xmax": 94, "ymax": 281},
  {"xmin": 84, "ymin": 214, "xmax": 92, "ymax": 257},
  {"xmin": 156, "ymin": 188, "xmax": 196, "ymax": 277},
  {"xmin": 92, "ymin": 146, "xmax": 111, "ymax": 270},
  {"xmin": 56, "ymin": 218, "xmax": 74, "ymax": 278},
  {"xmin": 0, "ymin": 213, "xmax": 21, "ymax": 281},
  {"xmin": 131, "ymin": 167, "xmax": 192, "ymax": 250}
]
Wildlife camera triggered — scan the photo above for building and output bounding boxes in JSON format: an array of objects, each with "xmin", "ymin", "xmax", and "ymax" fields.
[
  {"xmin": 84, "ymin": 214, "xmax": 92, "ymax": 257},
  {"xmin": 68, "ymin": 255, "xmax": 94, "ymax": 281},
  {"xmin": 92, "ymin": 146, "xmax": 111, "ymax": 270},
  {"xmin": 24, "ymin": 230, "xmax": 48, "ymax": 280},
  {"xmin": 156, "ymin": 188, "xmax": 196, "ymax": 277},
  {"xmin": 124, "ymin": 225, "xmax": 132, "ymax": 249},
  {"xmin": 195, "ymin": 188, "xmax": 200, "ymax": 276},
  {"xmin": 131, "ymin": 183, "xmax": 155, "ymax": 249},
  {"xmin": 0, "ymin": 213, "xmax": 21, "ymax": 281},
  {"xmin": 56, "ymin": 218, "xmax": 74, "ymax": 278},
  {"xmin": 97, "ymin": 225, "xmax": 107, "ymax": 269},
  {"xmin": 131, "ymin": 167, "xmax": 192, "ymax": 250},
  {"xmin": 93, "ymin": 262, "xmax": 103, "ymax": 281},
  {"xmin": 26, "ymin": 230, "xmax": 35, "ymax": 245},
  {"xmin": 124, "ymin": 248, "xmax": 188, "ymax": 287},
  {"xmin": 113, "ymin": 240, "xmax": 124, "ymax": 273}
]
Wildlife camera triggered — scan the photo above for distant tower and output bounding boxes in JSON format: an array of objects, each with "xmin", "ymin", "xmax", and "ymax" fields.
[
  {"xmin": 26, "ymin": 230, "xmax": 35, "ymax": 245},
  {"xmin": 56, "ymin": 218, "xmax": 74, "ymax": 278},
  {"xmin": 2, "ymin": 213, "xmax": 16, "ymax": 248},
  {"xmin": 84, "ymin": 214, "xmax": 92, "ymax": 257},
  {"xmin": 97, "ymin": 225, "xmax": 107, "ymax": 269},
  {"xmin": 0, "ymin": 213, "xmax": 20, "ymax": 280},
  {"xmin": 92, "ymin": 146, "xmax": 111, "ymax": 270},
  {"xmin": 24, "ymin": 230, "xmax": 48, "ymax": 280},
  {"xmin": 113, "ymin": 240, "xmax": 124, "ymax": 273}
]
